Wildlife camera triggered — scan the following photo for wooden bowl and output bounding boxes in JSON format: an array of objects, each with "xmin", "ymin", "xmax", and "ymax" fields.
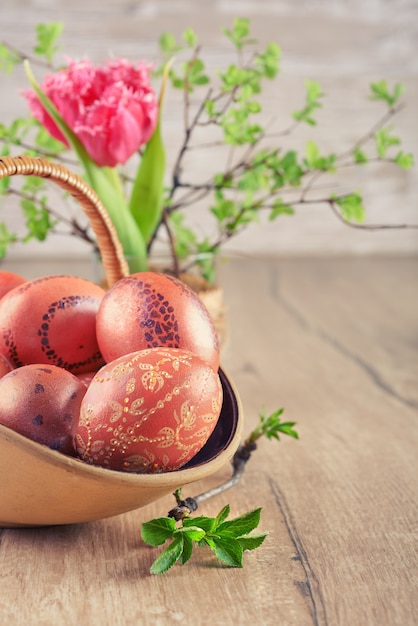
[
  {"xmin": 0, "ymin": 157, "xmax": 243, "ymax": 527},
  {"xmin": 0, "ymin": 369, "xmax": 242, "ymax": 528}
]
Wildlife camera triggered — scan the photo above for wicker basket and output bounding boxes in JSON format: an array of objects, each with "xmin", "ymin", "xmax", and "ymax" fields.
[{"xmin": 0, "ymin": 155, "xmax": 242, "ymax": 528}]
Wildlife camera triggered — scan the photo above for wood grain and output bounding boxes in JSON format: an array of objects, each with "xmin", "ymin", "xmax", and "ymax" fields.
[{"xmin": 0, "ymin": 255, "xmax": 417, "ymax": 626}]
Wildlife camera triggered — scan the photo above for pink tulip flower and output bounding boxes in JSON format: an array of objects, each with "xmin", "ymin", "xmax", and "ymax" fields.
[{"xmin": 24, "ymin": 58, "xmax": 158, "ymax": 167}]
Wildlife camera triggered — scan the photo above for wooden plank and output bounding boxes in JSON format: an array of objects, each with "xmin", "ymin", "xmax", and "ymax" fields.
[{"xmin": 221, "ymin": 256, "xmax": 418, "ymax": 626}]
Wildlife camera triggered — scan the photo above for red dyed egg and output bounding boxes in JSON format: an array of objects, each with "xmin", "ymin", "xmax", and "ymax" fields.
[
  {"xmin": 0, "ymin": 275, "xmax": 105, "ymax": 374},
  {"xmin": 76, "ymin": 370, "xmax": 98, "ymax": 388},
  {"xmin": 96, "ymin": 272, "xmax": 219, "ymax": 372},
  {"xmin": 75, "ymin": 347, "xmax": 223, "ymax": 473},
  {"xmin": 0, "ymin": 270, "xmax": 26, "ymax": 299},
  {"xmin": 0, "ymin": 364, "xmax": 86, "ymax": 455},
  {"xmin": 0, "ymin": 354, "xmax": 12, "ymax": 378}
]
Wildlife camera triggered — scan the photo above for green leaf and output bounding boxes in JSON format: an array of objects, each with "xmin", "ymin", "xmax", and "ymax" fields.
[
  {"xmin": 195, "ymin": 241, "xmax": 218, "ymax": 284},
  {"xmin": 0, "ymin": 117, "xmax": 37, "ymax": 145},
  {"xmin": 251, "ymin": 406, "xmax": 298, "ymax": 441},
  {"xmin": 217, "ymin": 508, "xmax": 262, "ymax": 538},
  {"xmin": 167, "ymin": 211, "xmax": 198, "ymax": 260},
  {"xmin": 34, "ymin": 22, "xmax": 63, "ymax": 63},
  {"xmin": 370, "ymin": 80, "xmax": 405, "ymax": 107},
  {"xmin": 305, "ymin": 140, "xmax": 320, "ymax": 166},
  {"xmin": 198, "ymin": 535, "xmax": 215, "ymax": 549},
  {"xmin": 0, "ymin": 43, "xmax": 21, "ymax": 74},
  {"xmin": 223, "ymin": 18, "xmax": 254, "ymax": 50},
  {"xmin": 333, "ymin": 192, "xmax": 366, "ymax": 223},
  {"xmin": 211, "ymin": 536, "xmax": 243, "ymax": 568},
  {"xmin": 149, "ymin": 536, "xmax": 184, "ymax": 575},
  {"xmin": 175, "ymin": 526, "xmax": 206, "ymax": 542},
  {"xmin": 204, "ymin": 99, "xmax": 217, "ymax": 119},
  {"xmin": 269, "ymin": 199, "xmax": 295, "ymax": 220},
  {"xmin": 306, "ymin": 79, "xmax": 323, "ymax": 103},
  {"xmin": 375, "ymin": 127, "xmax": 400, "ymax": 158},
  {"xmin": 187, "ymin": 58, "xmax": 209, "ymax": 88},
  {"xmin": 178, "ymin": 533, "xmax": 193, "ymax": 565},
  {"xmin": 22, "ymin": 176, "xmax": 46, "ymax": 195},
  {"xmin": 0, "ymin": 222, "xmax": 17, "ymax": 258},
  {"xmin": 353, "ymin": 148, "xmax": 368, "ymax": 164},
  {"xmin": 221, "ymin": 106, "xmax": 263, "ymax": 145},
  {"xmin": 214, "ymin": 504, "xmax": 230, "ymax": 528},
  {"xmin": 129, "ymin": 60, "xmax": 172, "ymax": 244},
  {"xmin": 210, "ymin": 198, "xmax": 236, "ymax": 223},
  {"xmin": 141, "ymin": 516, "xmax": 176, "ymax": 546},
  {"xmin": 237, "ymin": 532, "xmax": 268, "ymax": 551},
  {"xmin": 304, "ymin": 140, "xmax": 336, "ymax": 171},
  {"xmin": 292, "ymin": 80, "xmax": 324, "ymax": 125},
  {"xmin": 183, "ymin": 28, "xmax": 197, "ymax": 48},
  {"xmin": 237, "ymin": 167, "xmax": 269, "ymax": 192},
  {"xmin": 159, "ymin": 32, "xmax": 181, "ymax": 55},
  {"xmin": 255, "ymin": 42, "xmax": 281, "ymax": 79},
  {"xmin": 394, "ymin": 151, "xmax": 414, "ymax": 169},
  {"xmin": 273, "ymin": 150, "xmax": 304, "ymax": 188},
  {"xmin": 21, "ymin": 198, "xmax": 55, "ymax": 241},
  {"xmin": 182, "ymin": 515, "xmax": 216, "ymax": 534}
]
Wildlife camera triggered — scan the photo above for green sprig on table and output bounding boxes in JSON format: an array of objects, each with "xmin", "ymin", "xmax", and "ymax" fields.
[{"xmin": 142, "ymin": 505, "xmax": 267, "ymax": 574}]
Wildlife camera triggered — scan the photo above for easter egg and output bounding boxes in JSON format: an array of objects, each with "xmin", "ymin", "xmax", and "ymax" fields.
[
  {"xmin": 75, "ymin": 347, "xmax": 223, "ymax": 473},
  {"xmin": 76, "ymin": 370, "xmax": 98, "ymax": 388},
  {"xmin": 0, "ymin": 364, "xmax": 86, "ymax": 455},
  {"xmin": 96, "ymin": 272, "xmax": 219, "ymax": 372},
  {"xmin": 0, "ymin": 353, "xmax": 13, "ymax": 378},
  {"xmin": 0, "ymin": 270, "xmax": 26, "ymax": 299},
  {"xmin": 0, "ymin": 275, "xmax": 105, "ymax": 374}
]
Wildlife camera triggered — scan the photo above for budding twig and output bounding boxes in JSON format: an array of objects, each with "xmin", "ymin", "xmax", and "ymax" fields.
[{"xmin": 167, "ymin": 438, "xmax": 258, "ymax": 520}]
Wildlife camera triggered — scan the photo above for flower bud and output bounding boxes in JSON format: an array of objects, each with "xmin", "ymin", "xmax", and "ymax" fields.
[{"xmin": 24, "ymin": 58, "xmax": 158, "ymax": 167}]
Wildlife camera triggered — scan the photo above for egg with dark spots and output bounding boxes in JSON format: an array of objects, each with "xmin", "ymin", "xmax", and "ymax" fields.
[
  {"xmin": 0, "ymin": 364, "xmax": 86, "ymax": 455},
  {"xmin": 96, "ymin": 272, "xmax": 220, "ymax": 372},
  {"xmin": 0, "ymin": 275, "xmax": 105, "ymax": 374}
]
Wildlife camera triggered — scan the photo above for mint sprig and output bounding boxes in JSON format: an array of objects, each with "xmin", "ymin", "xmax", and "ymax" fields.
[{"xmin": 142, "ymin": 505, "xmax": 267, "ymax": 574}]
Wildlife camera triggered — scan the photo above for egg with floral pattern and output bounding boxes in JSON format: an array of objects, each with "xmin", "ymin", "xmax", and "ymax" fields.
[{"xmin": 75, "ymin": 347, "xmax": 223, "ymax": 473}]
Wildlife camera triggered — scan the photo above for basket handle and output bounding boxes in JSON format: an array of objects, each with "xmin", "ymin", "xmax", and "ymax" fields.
[{"xmin": 0, "ymin": 155, "xmax": 130, "ymax": 286}]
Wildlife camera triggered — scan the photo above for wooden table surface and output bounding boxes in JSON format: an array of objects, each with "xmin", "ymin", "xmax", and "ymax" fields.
[{"xmin": 0, "ymin": 255, "xmax": 417, "ymax": 626}]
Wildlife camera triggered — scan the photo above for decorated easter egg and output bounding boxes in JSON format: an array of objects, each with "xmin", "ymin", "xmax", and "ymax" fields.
[
  {"xmin": 0, "ymin": 353, "xmax": 13, "ymax": 379},
  {"xmin": 0, "ymin": 364, "xmax": 86, "ymax": 455},
  {"xmin": 75, "ymin": 347, "xmax": 223, "ymax": 473},
  {"xmin": 0, "ymin": 275, "xmax": 105, "ymax": 374},
  {"xmin": 76, "ymin": 370, "xmax": 98, "ymax": 388},
  {"xmin": 96, "ymin": 272, "xmax": 219, "ymax": 372}
]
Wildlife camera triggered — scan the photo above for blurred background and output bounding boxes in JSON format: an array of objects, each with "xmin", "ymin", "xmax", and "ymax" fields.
[{"xmin": 1, "ymin": 0, "xmax": 417, "ymax": 261}]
